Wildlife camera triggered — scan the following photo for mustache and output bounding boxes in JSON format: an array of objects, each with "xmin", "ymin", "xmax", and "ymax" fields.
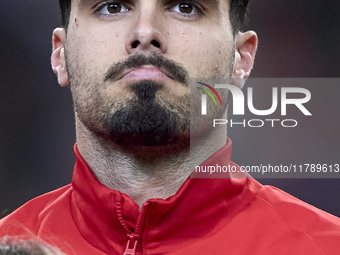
[{"xmin": 104, "ymin": 52, "xmax": 189, "ymax": 85}]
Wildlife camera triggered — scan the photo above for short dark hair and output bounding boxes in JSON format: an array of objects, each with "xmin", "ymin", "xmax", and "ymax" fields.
[{"xmin": 59, "ymin": 0, "xmax": 251, "ymax": 34}]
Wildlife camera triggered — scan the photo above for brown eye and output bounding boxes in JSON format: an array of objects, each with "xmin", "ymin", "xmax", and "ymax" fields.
[
  {"xmin": 107, "ymin": 3, "xmax": 122, "ymax": 14},
  {"xmin": 170, "ymin": 3, "xmax": 198, "ymax": 16},
  {"xmin": 179, "ymin": 3, "xmax": 193, "ymax": 14},
  {"xmin": 97, "ymin": 2, "xmax": 129, "ymax": 16}
]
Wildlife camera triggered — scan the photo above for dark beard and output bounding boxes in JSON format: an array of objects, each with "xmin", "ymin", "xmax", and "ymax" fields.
[{"xmin": 103, "ymin": 81, "xmax": 189, "ymax": 146}]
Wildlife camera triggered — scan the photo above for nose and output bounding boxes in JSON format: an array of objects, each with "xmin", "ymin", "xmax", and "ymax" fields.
[{"xmin": 125, "ymin": 8, "xmax": 168, "ymax": 55}]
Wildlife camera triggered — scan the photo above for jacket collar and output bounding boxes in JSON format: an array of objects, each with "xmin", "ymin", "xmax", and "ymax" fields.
[{"xmin": 71, "ymin": 138, "xmax": 262, "ymax": 254}]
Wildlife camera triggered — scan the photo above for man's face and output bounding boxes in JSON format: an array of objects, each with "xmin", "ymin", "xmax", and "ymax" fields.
[{"xmin": 58, "ymin": 0, "xmax": 237, "ymax": 146}]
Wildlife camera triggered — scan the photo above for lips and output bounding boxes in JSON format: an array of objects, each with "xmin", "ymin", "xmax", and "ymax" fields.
[{"xmin": 120, "ymin": 67, "xmax": 174, "ymax": 82}]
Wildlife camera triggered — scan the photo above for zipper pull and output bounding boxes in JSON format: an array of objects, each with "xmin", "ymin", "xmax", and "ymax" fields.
[
  {"xmin": 122, "ymin": 202, "xmax": 149, "ymax": 255},
  {"xmin": 123, "ymin": 238, "xmax": 138, "ymax": 255}
]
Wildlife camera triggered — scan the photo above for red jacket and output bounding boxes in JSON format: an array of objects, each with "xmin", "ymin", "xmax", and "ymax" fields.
[{"xmin": 1, "ymin": 139, "xmax": 339, "ymax": 255}]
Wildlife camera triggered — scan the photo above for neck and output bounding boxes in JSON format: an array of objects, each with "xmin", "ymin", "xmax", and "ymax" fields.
[{"xmin": 75, "ymin": 116, "xmax": 227, "ymax": 208}]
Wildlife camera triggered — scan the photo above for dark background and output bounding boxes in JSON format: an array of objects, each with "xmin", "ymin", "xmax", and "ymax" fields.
[{"xmin": 0, "ymin": 1, "xmax": 339, "ymax": 217}]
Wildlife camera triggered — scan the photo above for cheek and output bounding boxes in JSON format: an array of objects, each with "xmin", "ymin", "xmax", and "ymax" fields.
[
  {"xmin": 68, "ymin": 20, "xmax": 129, "ymax": 74},
  {"xmin": 167, "ymin": 27, "xmax": 233, "ymax": 78}
]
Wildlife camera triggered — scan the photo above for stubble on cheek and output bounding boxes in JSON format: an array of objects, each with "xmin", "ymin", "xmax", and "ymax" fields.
[{"xmin": 188, "ymin": 43, "xmax": 235, "ymax": 135}]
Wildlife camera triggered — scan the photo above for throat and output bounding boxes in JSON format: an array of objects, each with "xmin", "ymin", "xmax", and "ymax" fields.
[
  {"xmin": 88, "ymin": 147, "xmax": 191, "ymax": 207},
  {"xmin": 77, "ymin": 125, "xmax": 191, "ymax": 207}
]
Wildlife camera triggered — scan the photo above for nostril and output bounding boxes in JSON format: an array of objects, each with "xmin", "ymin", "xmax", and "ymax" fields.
[
  {"xmin": 132, "ymin": 40, "xmax": 140, "ymax": 49},
  {"xmin": 151, "ymin": 40, "xmax": 160, "ymax": 48}
]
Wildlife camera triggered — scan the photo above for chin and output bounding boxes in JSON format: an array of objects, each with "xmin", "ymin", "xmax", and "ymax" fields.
[{"xmin": 102, "ymin": 80, "xmax": 189, "ymax": 149}]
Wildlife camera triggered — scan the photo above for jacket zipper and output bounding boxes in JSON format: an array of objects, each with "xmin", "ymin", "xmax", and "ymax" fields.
[
  {"xmin": 119, "ymin": 202, "xmax": 150, "ymax": 255},
  {"xmin": 123, "ymin": 235, "xmax": 138, "ymax": 255}
]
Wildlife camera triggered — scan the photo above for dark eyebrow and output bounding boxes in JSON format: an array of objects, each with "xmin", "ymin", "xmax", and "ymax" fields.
[
  {"xmin": 77, "ymin": 0, "xmax": 98, "ymax": 9},
  {"xmin": 204, "ymin": 0, "xmax": 220, "ymax": 9}
]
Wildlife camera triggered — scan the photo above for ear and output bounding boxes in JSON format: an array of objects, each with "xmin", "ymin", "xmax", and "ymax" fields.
[
  {"xmin": 232, "ymin": 31, "xmax": 258, "ymax": 88},
  {"xmin": 51, "ymin": 28, "xmax": 69, "ymax": 87}
]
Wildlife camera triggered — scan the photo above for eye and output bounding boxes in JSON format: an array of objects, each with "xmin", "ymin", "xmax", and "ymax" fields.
[
  {"xmin": 96, "ymin": 2, "xmax": 130, "ymax": 16},
  {"xmin": 170, "ymin": 3, "xmax": 199, "ymax": 16}
]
